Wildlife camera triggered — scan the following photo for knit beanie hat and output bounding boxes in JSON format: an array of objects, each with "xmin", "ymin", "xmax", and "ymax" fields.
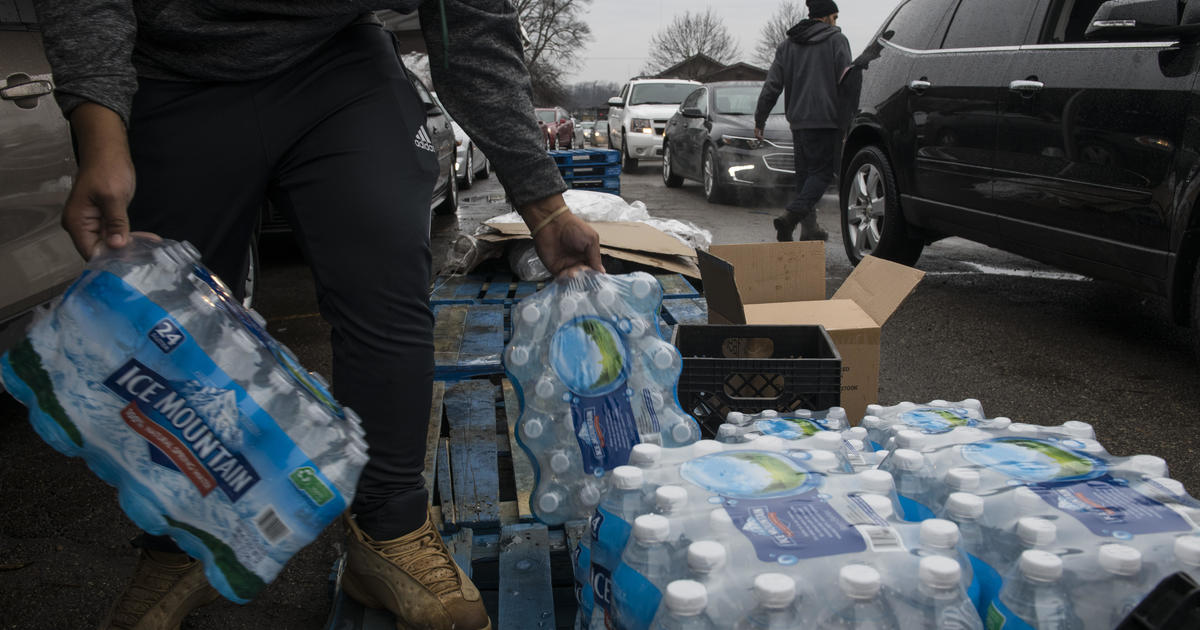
[{"xmin": 807, "ymin": 0, "xmax": 839, "ymax": 19}]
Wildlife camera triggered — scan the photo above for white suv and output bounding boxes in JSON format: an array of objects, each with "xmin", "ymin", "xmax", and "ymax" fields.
[{"xmin": 607, "ymin": 78, "xmax": 700, "ymax": 172}]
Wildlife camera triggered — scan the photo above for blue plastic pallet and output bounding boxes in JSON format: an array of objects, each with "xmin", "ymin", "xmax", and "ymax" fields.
[
  {"xmin": 560, "ymin": 164, "xmax": 622, "ymax": 179},
  {"xmin": 548, "ymin": 148, "xmax": 620, "ymax": 166}
]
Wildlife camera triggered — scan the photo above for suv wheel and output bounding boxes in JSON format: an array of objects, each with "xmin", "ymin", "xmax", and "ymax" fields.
[
  {"xmin": 459, "ymin": 150, "xmax": 475, "ymax": 190},
  {"xmin": 434, "ymin": 163, "xmax": 459, "ymax": 215},
  {"xmin": 621, "ymin": 132, "xmax": 639, "ymax": 173},
  {"xmin": 840, "ymin": 145, "xmax": 922, "ymax": 266},
  {"xmin": 662, "ymin": 140, "xmax": 683, "ymax": 188},
  {"xmin": 477, "ymin": 155, "xmax": 490, "ymax": 179},
  {"xmin": 702, "ymin": 145, "xmax": 727, "ymax": 204}
]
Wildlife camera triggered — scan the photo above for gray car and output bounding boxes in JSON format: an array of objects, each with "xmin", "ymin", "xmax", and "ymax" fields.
[{"xmin": 0, "ymin": 4, "xmax": 84, "ymax": 356}]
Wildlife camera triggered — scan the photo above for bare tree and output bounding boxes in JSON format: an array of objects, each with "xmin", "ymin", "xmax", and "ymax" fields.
[
  {"xmin": 513, "ymin": 0, "xmax": 593, "ymax": 104},
  {"xmin": 643, "ymin": 9, "xmax": 742, "ymax": 76},
  {"xmin": 754, "ymin": 1, "xmax": 808, "ymax": 68}
]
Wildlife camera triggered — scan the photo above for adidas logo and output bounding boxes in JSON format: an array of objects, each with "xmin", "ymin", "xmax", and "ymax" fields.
[{"xmin": 414, "ymin": 127, "xmax": 436, "ymax": 153}]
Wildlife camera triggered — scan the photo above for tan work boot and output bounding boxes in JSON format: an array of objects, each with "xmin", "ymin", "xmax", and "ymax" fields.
[
  {"xmin": 98, "ymin": 548, "xmax": 220, "ymax": 630},
  {"xmin": 343, "ymin": 513, "xmax": 491, "ymax": 630}
]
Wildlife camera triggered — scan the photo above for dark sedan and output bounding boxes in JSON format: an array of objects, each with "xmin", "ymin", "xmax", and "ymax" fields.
[{"xmin": 661, "ymin": 81, "xmax": 791, "ymax": 203}]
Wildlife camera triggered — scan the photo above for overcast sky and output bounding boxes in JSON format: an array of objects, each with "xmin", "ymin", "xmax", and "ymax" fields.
[{"xmin": 571, "ymin": 0, "xmax": 904, "ymax": 85}]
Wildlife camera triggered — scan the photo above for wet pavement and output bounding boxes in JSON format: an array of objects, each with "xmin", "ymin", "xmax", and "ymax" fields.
[{"xmin": 2, "ymin": 164, "xmax": 1198, "ymax": 629}]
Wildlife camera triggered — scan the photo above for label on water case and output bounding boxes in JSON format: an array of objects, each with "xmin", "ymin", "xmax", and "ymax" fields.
[
  {"xmin": 899, "ymin": 406, "xmax": 979, "ymax": 434},
  {"xmin": 755, "ymin": 416, "xmax": 836, "ymax": 440}
]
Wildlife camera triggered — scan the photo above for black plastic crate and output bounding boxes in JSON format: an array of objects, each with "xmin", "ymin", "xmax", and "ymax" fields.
[
  {"xmin": 1117, "ymin": 572, "xmax": 1200, "ymax": 630},
  {"xmin": 672, "ymin": 324, "xmax": 841, "ymax": 433}
]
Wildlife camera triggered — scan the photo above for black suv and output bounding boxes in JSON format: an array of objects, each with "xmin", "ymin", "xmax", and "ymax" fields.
[{"xmin": 840, "ymin": 0, "xmax": 1200, "ymax": 336}]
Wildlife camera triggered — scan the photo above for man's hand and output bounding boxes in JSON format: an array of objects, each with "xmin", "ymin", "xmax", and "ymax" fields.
[
  {"xmin": 520, "ymin": 194, "xmax": 604, "ymax": 277},
  {"xmin": 754, "ymin": 127, "xmax": 765, "ymax": 141},
  {"xmin": 63, "ymin": 103, "xmax": 136, "ymax": 259}
]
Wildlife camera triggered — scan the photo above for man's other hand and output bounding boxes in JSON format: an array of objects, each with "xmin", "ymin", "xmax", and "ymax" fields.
[
  {"xmin": 521, "ymin": 195, "xmax": 604, "ymax": 277},
  {"xmin": 64, "ymin": 103, "xmax": 136, "ymax": 259}
]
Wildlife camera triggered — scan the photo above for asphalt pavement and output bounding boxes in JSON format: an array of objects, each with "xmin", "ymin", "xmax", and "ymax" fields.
[{"xmin": 2, "ymin": 161, "xmax": 1199, "ymax": 629}]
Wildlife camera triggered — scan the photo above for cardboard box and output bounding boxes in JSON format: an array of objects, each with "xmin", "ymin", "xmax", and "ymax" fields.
[
  {"xmin": 479, "ymin": 221, "xmax": 701, "ymax": 277},
  {"xmin": 697, "ymin": 242, "xmax": 925, "ymax": 422}
]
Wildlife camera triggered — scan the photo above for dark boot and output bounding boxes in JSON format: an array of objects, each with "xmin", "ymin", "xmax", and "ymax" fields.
[
  {"xmin": 773, "ymin": 211, "xmax": 802, "ymax": 242},
  {"xmin": 799, "ymin": 210, "xmax": 829, "ymax": 242}
]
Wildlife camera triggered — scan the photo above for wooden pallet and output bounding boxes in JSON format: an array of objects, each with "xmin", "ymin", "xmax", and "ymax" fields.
[
  {"xmin": 325, "ymin": 376, "xmax": 585, "ymax": 629},
  {"xmin": 432, "ymin": 304, "xmax": 505, "ymax": 380}
]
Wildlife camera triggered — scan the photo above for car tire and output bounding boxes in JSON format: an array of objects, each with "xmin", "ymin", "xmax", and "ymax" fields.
[
  {"xmin": 459, "ymin": 148, "xmax": 475, "ymax": 190},
  {"xmin": 840, "ymin": 145, "xmax": 922, "ymax": 266},
  {"xmin": 702, "ymin": 145, "xmax": 728, "ymax": 204},
  {"xmin": 622, "ymin": 132, "xmax": 639, "ymax": 173},
  {"xmin": 477, "ymin": 154, "xmax": 490, "ymax": 179},
  {"xmin": 662, "ymin": 140, "xmax": 683, "ymax": 188},
  {"xmin": 434, "ymin": 163, "xmax": 459, "ymax": 216}
]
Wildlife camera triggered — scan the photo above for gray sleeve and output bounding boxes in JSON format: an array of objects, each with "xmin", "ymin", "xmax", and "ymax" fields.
[
  {"xmin": 755, "ymin": 46, "xmax": 785, "ymax": 129},
  {"xmin": 419, "ymin": 0, "xmax": 566, "ymax": 207},
  {"xmin": 834, "ymin": 34, "xmax": 852, "ymax": 81},
  {"xmin": 32, "ymin": 0, "xmax": 139, "ymax": 126}
]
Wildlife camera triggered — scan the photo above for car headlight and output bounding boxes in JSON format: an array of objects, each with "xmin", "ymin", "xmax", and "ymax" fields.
[
  {"xmin": 630, "ymin": 118, "xmax": 654, "ymax": 134},
  {"xmin": 721, "ymin": 135, "xmax": 762, "ymax": 150}
]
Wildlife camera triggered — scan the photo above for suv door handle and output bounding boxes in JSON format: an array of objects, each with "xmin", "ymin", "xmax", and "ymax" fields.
[
  {"xmin": 908, "ymin": 79, "xmax": 931, "ymax": 93},
  {"xmin": 1008, "ymin": 79, "xmax": 1044, "ymax": 94},
  {"xmin": 1, "ymin": 74, "xmax": 53, "ymax": 108}
]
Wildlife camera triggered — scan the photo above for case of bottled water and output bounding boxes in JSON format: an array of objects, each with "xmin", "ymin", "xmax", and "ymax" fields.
[
  {"xmin": 0, "ymin": 237, "xmax": 368, "ymax": 603},
  {"xmin": 505, "ymin": 270, "xmax": 701, "ymax": 526}
]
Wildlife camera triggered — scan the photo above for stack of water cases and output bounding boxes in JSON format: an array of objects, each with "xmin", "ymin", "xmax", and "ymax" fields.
[
  {"xmin": 505, "ymin": 270, "xmax": 701, "ymax": 526},
  {"xmin": 582, "ymin": 398, "xmax": 1200, "ymax": 630},
  {"xmin": 0, "ymin": 238, "xmax": 368, "ymax": 603}
]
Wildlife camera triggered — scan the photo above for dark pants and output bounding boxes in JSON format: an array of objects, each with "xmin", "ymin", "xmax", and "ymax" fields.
[
  {"xmin": 127, "ymin": 22, "xmax": 437, "ymax": 541},
  {"xmin": 785, "ymin": 127, "xmax": 839, "ymax": 217}
]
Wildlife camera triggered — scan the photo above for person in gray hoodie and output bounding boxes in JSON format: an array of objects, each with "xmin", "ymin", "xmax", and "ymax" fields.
[
  {"xmin": 32, "ymin": 2, "xmax": 603, "ymax": 629},
  {"xmin": 755, "ymin": 0, "xmax": 852, "ymax": 242}
]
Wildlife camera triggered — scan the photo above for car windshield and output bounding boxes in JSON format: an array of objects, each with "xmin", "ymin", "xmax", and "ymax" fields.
[
  {"xmin": 534, "ymin": 110, "xmax": 557, "ymax": 124},
  {"xmin": 595, "ymin": 121, "xmax": 609, "ymax": 132},
  {"xmin": 630, "ymin": 83, "xmax": 699, "ymax": 106},
  {"xmin": 713, "ymin": 86, "xmax": 783, "ymax": 115}
]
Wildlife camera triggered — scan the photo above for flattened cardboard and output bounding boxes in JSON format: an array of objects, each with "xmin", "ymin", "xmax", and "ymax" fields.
[
  {"xmin": 743, "ymin": 299, "xmax": 879, "ymax": 332},
  {"xmin": 832, "ymin": 255, "xmax": 926, "ymax": 326},
  {"xmin": 598, "ymin": 246, "xmax": 700, "ymax": 278},
  {"xmin": 485, "ymin": 221, "xmax": 695, "ymax": 258},
  {"xmin": 696, "ymin": 250, "xmax": 746, "ymax": 324}
]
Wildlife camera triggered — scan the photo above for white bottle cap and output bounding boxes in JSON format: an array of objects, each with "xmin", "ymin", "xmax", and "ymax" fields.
[
  {"xmin": 558, "ymin": 295, "xmax": 579, "ymax": 317},
  {"xmin": 861, "ymin": 415, "xmax": 884, "ymax": 430},
  {"xmin": 920, "ymin": 519, "xmax": 960, "ymax": 549},
  {"xmin": 892, "ymin": 449, "xmax": 925, "ymax": 471},
  {"xmin": 760, "ymin": 409, "xmax": 779, "ymax": 418},
  {"xmin": 827, "ymin": 407, "xmax": 848, "ymax": 422},
  {"xmin": 663, "ymin": 580, "xmax": 707, "ymax": 616},
  {"xmin": 1060, "ymin": 420, "xmax": 1095, "ymax": 439},
  {"xmin": 753, "ymin": 573, "xmax": 796, "ymax": 608},
  {"xmin": 522, "ymin": 417, "xmax": 544, "ymax": 439},
  {"xmin": 538, "ymin": 491, "xmax": 561, "ymax": 513},
  {"xmin": 687, "ymin": 540, "xmax": 728, "ymax": 573},
  {"xmin": 709, "ymin": 508, "xmax": 735, "ymax": 531},
  {"xmin": 520, "ymin": 303, "xmax": 541, "ymax": 324},
  {"xmin": 894, "ymin": 430, "xmax": 925, "ymax": 450},
  {"xmin": 845, "ymin": 427, "xmax": 868, "ymax": 441},
  {"xmin": 611, "ymin": 466, "xmax": 644, "ymax": 490},
  {"xmin": 534, "ymin": 377, "xmax": 556, "ymax": 399},
  {"xmin": 692, "ymin": 440, "xmax": 723, "ymax": 457},
  {"xmin": 861, "ymin": 494, "xmax": 894, "ymax": 520},
  {"xmin": 629, "ymin": 443, "xmax": 662, "ymax": 468},
  {"xmin": 963, "ymin": 398, "xmax": 983, "ymax": 412},
  {"xmin": 919, "ymin": 556, "xmax": 962, "ymax": 590},
  {"xmin": 1129, "ymin": 455, "xmax": 1169, "ymax": 478},
  {"xmin": 1012, "ymin": 486, "xmax": 1046, "ymax": 513},
  {"xmin": 859, "ymin": 470, "xmax": 895, "ymax": 494},
  {"xmin": 549, "ymin": 451, "xmax": 571, "ymax": 473},
  {"xmin": 726, "ymin": 411, "xmax": 746, "ymax": 425},
  {"xmin": 1016, "ymin": 517, "xmax": 1057, "ymax": 547},
  {"xmin": 812, "ymin": 431, "xmax": 844, "ymax": 450},
  {"xmin": 508, "ymin": 345, "xmax": 531, "ymax": 366},
  {"xmin": 1099, "ymin": 543, "xmax": 1142, "ymax": 576},
  {"xmin": 632, "ymin": 514, "xmax": 671, "ymax": 543},
  {"xmin": 1008, "ymin": 423, "xmax": 1040, "ymax": 435},
  {"xmin": 1174, "ymin": 537, "xmax": 1200, "ymax": 567},
  {"xmin": 672, "ymin": 422, "xmax": 695, "ymax": 444},
  {"xmin": 595, "ymin": 287, "xmax": 618, "ymax": 307},
  {"xmin": 989, "ymin": 416, "xmax": 1013, "ymax": 429},
  {"xmin": 945, "ymin": 468, "xmax": 981, "ymax": 492},
  {"xmin": 631, "ymin": 276, "xmax": 654, "ymax": 300},
  {"xmin": 655, "ymin": 485, "xmax": 689, "ymax": 514},
  {"xmin": 839, "ymin": 565, "xmax": 882, "ymax": 599},
  {"xmin": 1018, "ymin": 549, "xmax": 1063, "ymax": 582},
  {"xmin": 578, "ymin": 482, "xmax": 601, "ymax": 507},
  {"xmin": 865, "ymin": 404, "xmax": 885, "ymax": 417},
  {"xmin": 929, "ymin": 399, "xmax": 950, "ymax": 407},
  {"xmin": 652, "ymin": 347, "xmax": 675, "ymax": 370},
  {"xmin": 946, "ymin": 492, "xmax": 984, "ymax": 520},
  {"xmin": 1151, "ymin": 477, "xmax": 1186, "ymax": 496},
  {"xmin": 808, "ymin": 450, "xmax": 840, "ymax": 471},
  {"xmin": 1074, "ymin": 439, "xmax": 1105, "ymax": 453},
  {"xmin": 717, "ymin": 424, "xmax": 739, "ymax": 440},
  {"xmin": 847, "ymin": 439, "xmax": 866, "ymax": 451}
]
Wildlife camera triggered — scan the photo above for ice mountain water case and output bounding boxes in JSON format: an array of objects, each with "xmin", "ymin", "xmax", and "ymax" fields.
[
  {"xmin": 505, "ymin": 270, "xmax": 701, "ymax": 525},
  {"xmin": 0, "ymin": 237, "xmax": 368, "ymax": 603}
]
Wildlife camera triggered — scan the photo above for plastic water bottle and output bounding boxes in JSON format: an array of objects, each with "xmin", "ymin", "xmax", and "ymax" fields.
[
  {"xmin": 991, "ymin": 550, "xmax": 1081, "ymax": 629},
  {"xmin": 932, "ymin": 467, "xmax": 981, "ymax": 513},
  {"xmin": 651, "ymin": 580, "xmax": 715, "ymax": 630},
  {"xmin": 942, "ymin": 493, "xmax": 986, "ymax": 558},
  {"xmin": 904, "ymin": 556, "xmax": 982, "ymax": 630},
  {"xmin": 884, "ymin": 449, "xmax": 932, "ymax": 510},
  {"xmin": 655, "ymin": 485, "xmax": 693, "ymax": 557},
  {"xmin": 918, "ymin": 519, "xmax": 974, "ymax": 591},
  {"xmin": 736, "ymin": 573, "xmax": 804, "ymax": 629},
  {"xmin": 613, "ymin": 514, "xmax": 677, "ymax": 630},
  {"xmin": 687, "ymin": 541, "xmax": 740, "ymax": 627},
  {"xmin": 1174, "ymin": 536, "xmax": 1200, "ymax": 580},
  {"xmin": 1090, "ymin": 543, "xmax": 1147, "ymax": 627},
  {"xmin": 591, "ymin": 465, "xmax": 649, "ymax": 622},
  {"xmin": 821, "ymin": 564, "xmax": 900, "ymax": 629}
]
